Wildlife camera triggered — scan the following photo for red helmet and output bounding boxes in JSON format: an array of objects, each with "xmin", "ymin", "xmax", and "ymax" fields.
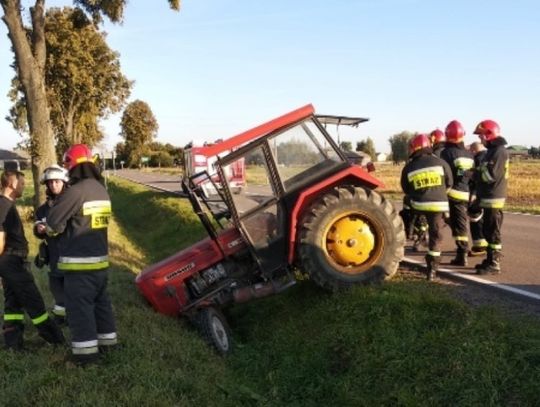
[
  {"xmin": 409, "ymin": 134, "xmax": 431, "ymax": 156},
  {"xmin": 430, "ymin": 129, "xmax": 446, "ymax": 145},
  {"xmin": 445, "ymin": 120, "xmax": 465, "ymax": 143},
  {"xmin": 473, "ymin": 119, "xmax": 500, "ymax": 141},
  {"xmin": 63, "ymin": 144, "xmax": 94, "ymax": 171}
]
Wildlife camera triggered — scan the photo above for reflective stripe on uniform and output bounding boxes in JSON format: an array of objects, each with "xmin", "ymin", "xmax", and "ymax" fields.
[
  {"xmin": 97, "ymin": 332, "xmax": 118, "ymax": 346},
  {"xmin": 480, "ymin": 198, "xmax": 505, "ymax": 209},
  {"xmin": 480, "ymin": 165, "xmax": 495, "ymax": 183},
  {"xmin": 32, "ymin": 312, "xmax": 49, "ymax": 325},
  {"xmin": 454, "ymin": 157, "xmax": 474, "ymax": 170},
  {"xmin": 52, "ymin": 305, "xmax": 66, "ymax": 317},
  {"xmin": 4, "ymin": 313, "xmax": 24, "ymax": 321},
  {"xmin": 411, "ymin": 200, "xmax": 449, "ymax": 212},
  {"xmin": 58, "ymin": 255, "xmax": 109, "ymax": 271},
  {"xmin": 455, "ymin": 236, "xmax": 469, "ymax": 242},
  {"xmin": 58, "ymin": 261, "xmax": 109, "ymax": 271},
  {"xmin": 427, "ymin": 251, "xmax": 441, "ymax": 257},
  {"xmin": 448, "ymin": 188, "xmax": 470, "ymax": 201},
  {"xmin": 489, "ymin": 243, "xmax": 502, "ymax": 250},
  {"xmin": 72, "ymin": 339, "xmax": 99, "ymax": 355},
  {"xmin": 473, "ymin": 239, "xmax": 488, "ymax": 248}
]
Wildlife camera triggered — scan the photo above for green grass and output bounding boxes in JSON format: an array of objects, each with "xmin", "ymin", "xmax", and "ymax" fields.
[{"xmin": 1, "ymin": 176, "xmax": 540, "ymax": 405}]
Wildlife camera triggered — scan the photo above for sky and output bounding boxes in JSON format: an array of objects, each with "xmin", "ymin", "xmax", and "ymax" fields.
[{"xmin": 1, "ymin": 0, "xmax": 539, "ymax": 154}]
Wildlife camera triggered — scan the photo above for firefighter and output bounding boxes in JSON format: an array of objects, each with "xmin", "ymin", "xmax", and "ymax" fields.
[
  {"xmin": 0, "ymin": 161, "xmax": 65, "ymax": 350},
  {"xmin": 468, "ymin": 142, "xmax": 488, "ymax": 256},
  {"xmin": 473, "ymin": 120, "xmax": 509, "ymax": 275},
  {"xmin": 34, "ymin": 165, "xmax": 70, "ymax": 324},
  {"xmin": 430, "ymin": 129, "xmax": 446, "ymax": 157},
  {"xmin": 45, "ymin": 145, "xmax": 117, "ymax": 366},
  {"xmin": 401, "ymin": 134, "xmax": 453, "ymax": 280},
  {"xmin": 440, "ymin": 120, "xmax": 475, "ymax": 266}
]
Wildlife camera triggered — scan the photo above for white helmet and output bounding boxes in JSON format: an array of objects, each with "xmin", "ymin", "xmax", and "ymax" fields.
[{"xmin": 40, "ymin": 164, "xmax": 69, "ymax": 184}]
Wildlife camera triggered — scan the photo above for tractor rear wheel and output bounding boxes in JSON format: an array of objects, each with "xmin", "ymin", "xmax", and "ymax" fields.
[
  {"xmin": 194, "ymin": 307, "xmax": 232, "ymax": 355},
  {"xmin": 298, "ymin": 186, "xmax": 405, "ymax": 290}
]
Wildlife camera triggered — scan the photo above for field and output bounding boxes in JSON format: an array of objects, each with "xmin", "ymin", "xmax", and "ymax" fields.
[{"xmin": 1, "ymin": 176, "xmax": 540, "ymax": 405}]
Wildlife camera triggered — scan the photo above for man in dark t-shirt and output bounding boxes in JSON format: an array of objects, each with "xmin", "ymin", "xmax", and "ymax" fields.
[{"xmin": 0, "ymin": 161, "xmax": 64, "ymax": 350}]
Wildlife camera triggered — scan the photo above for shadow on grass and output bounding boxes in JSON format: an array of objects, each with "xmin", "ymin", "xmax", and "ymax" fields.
[{"xmin": 108, "ymin": 178, "xmax": 208, "ymax": 265}]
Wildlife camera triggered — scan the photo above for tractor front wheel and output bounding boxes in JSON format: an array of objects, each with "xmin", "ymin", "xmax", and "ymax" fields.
[
  {"xmin": 298, "ymin": 186, "xmax": 405, "ymax": 290},
  {"xmin": 194, "ymin": 307, "xmax": 232, "ymax": 355}
]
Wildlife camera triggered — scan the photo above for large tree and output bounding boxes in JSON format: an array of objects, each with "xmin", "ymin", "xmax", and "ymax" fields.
[
  {"xmin": 120, "ymin": 99, "xmax": 158, "ymax": 167},
  {"xmin": 388, "ymin": 131, "xmax": 415, "ymax": 164},
  {"xmin": 1, "ymin": 0, "xmax": 180, "ymax": 208},
  {"xmin": 356, "ymin": 137, "xmax": 376, "ymax": 160},
  {"xmin": 7, "ymin": 7, "xmax": 133, "ymax": 157}
]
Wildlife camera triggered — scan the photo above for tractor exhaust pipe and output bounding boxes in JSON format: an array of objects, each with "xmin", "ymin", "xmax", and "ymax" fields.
[{"xmin": 233, "ymin": 278, "xmax": 296, "ymax": 304}]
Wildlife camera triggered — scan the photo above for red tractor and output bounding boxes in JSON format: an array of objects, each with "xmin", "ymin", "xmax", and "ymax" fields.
[{"xmin": 136, "ymin": 104, "xmax": 405, "ymax": 353}]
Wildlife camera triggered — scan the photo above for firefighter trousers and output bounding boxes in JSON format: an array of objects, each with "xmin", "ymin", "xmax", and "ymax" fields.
[
  {"xmin": 482, "ymin": 208, "xmax": 504, "ymax": 251},
  {"xmin": 0, "ymin": 255, "xmax": 64, "ymax": 348},
  {"xmin": 64, "ymin": 270, "xmax": 117, "ymax": 358},
  {"xmin": 424, "ymin": 212, "xmax": 446, "ymax": 257},
  {"xmin": 449, "ymin": 200, "xmax": 469, "ymax": 252}
]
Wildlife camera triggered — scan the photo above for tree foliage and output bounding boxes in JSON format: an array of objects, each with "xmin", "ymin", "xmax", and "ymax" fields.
[
  {"xmin": 356, "ymin": 137, "xmax": 376, "ymax": 160},
  {"xmin": 276, "ymin": 140, "xmax": 320, "ymax": 166},
  {"xmin": 339, "ymin": 141, "xmax": 352, "ymax": 152},
  {"xmin": 389, "ymin": 131, "xmax": 414, "ymax": 164},
  {"xmin": 120, "ymin": 100, "xmax": 159, "ymax": 167},
  {"xmin": 8, "ymin": 7, "xmax": 132, "ymax": 157},
  {"xmin": 1, "ymin": 0, "xmax": 180, "ymax": 209}
]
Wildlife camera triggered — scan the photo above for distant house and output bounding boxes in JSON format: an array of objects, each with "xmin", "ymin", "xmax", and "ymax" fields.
[
  {"xmin": 0, "ymin": 149, "xmax": 30, "ymax": 169},
  {"xmin": 507, "ymin": 145, "xmax": 529, "ymax": 161},
  {"xmin": 375, "ymin": 152, "xmax": 387, "ymax": 162}
]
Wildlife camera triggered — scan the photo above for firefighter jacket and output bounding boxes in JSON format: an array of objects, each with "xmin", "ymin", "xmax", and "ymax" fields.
[
  {"xmin": 46, "ymin": 178, "xmax": 111, "ymax": 271},
  {"xmin": 469, "ymin": 149, "xmax": 487, "ymax": 197},
  {"xmin": 401, "ymin": 149, "xmax": 453, "ymax": 212},
  {"xmin": 475, "ymin": 137, "xmax": 509, "ymax": 209},
  {"xmin": 440, "ymin": 143, "xmax": 475, "ymax": 202},
  {"xmin": 34, "ymin": 198, "xmax": 61, "ymax": 274},
  {"xmin": 432, "ymin": 144, "xmax": 445, "ymax": 158}
]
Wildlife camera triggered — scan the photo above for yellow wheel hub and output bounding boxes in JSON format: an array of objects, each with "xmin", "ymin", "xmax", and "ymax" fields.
[{"xmin": 325, "ymin": 214, "xmax": 375, "ymax": 268}]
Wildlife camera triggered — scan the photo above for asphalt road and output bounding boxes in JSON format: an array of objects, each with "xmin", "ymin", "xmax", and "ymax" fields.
[{"xmin": 112, "ymin": 169, "xmax": 540, "ymax": 302}]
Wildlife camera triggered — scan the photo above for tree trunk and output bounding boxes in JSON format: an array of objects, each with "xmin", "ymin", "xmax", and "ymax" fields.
[{"xmin": 2, "ymin": 0, "xmax": 56, "ymax": 210}]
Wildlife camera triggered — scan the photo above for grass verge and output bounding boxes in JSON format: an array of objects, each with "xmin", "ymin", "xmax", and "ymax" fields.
[{"xmin": 1, "ymin": 176, "xmax": 540, "ymax": 405}]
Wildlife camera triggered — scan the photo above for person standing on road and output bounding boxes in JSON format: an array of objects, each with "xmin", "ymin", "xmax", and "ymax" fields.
[
  {"xmin": 467, "ymin": 142, "xmax": 488, "ymax": 256},
  {"xmin": 45, "ymin": 144, "xmax": 117, "ymax": 366},
  {"xmin": 473, "ymin": 120, "xmax": 509, "ymax": 275},
  {"xmin": 0, "ymin": 161, "xmax": 65, "ymax": 350},
  {"xmin": 34, "ymin": 165, "xmax": 70, "ymax": 325},
  {"xmin": 430, "ymin": 129, "xmax": 446, "ymax": 158},
  {"xmin": 440, "ymin": 120, "xmax": 475, "ymax": 266},
  {"xmin": 401, "ymin": 134, "xmax": 453, "ymax": 280}
]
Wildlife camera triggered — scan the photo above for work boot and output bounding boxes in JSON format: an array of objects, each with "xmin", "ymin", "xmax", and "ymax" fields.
[
  {"xmin": 72, "ymin": 352, "xmax": 101, "ymax": 367},
  {"xmin": 475, "ymin": 249, "xmax": 493, "ymax": 270},
  {"xmin": 37, "ymin": 318, "xmax": 65, "ymax": 346},
  {"xmin": 468, "ymin": 247, "xmax": 487, "ymax": 257},
  {"xmin": 450, "ymin": 249, "xmax": 468, "ymax": 266},
  {"xmin": 476, "ymin": 250, "xmax": 502, "ymax": 275},
  {"xmin": 425, "ymin": 254, "xmax": 440, "ymax": 281},
  {"xmin": 3, "ymin": 324, "xmax": 24, "ymax": 351}
]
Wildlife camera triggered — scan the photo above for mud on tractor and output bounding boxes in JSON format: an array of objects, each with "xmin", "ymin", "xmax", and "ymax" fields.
[{"xmin": 136, "ymin": 104, "xmax": 405, "ymax": 353}]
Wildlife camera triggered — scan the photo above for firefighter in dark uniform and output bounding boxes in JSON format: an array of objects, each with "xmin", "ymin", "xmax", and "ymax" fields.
[
  {"xmin": 0, "ymin": 161, "xmax": 65, "ymax": 350},
  {"xmin": 401, "ymin": 134, "xmax": 453, "ymax": 280},
  {"xmin": 440, "ymin": 120, "xmax": 475, "ymax": 266},
  {"xmin": 45, "ymin": 145, "xmax": 117, "ymax": 366},
  {"xmin": 468, "ymin": 142, "xmax": 488, "ymax": 256},
  {"xmin": 34, "ymin": 165, "xmax": 70, "ymax": 324},
  {"xmin": 430, "ymin": 129, "xmax": 446, "ymax": 158},
  {"xmin": 473, "ymin": 120, "xmax": 509, "ymax": 275}
]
